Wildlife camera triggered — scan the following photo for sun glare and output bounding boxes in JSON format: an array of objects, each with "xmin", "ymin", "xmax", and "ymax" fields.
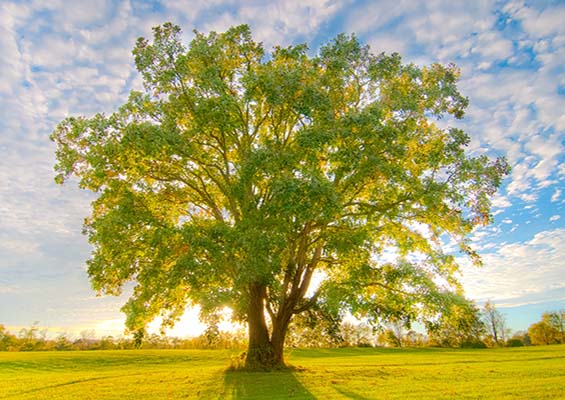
[{"xmin": 92, "ymin": 306, "xmax": 242, "ymax": 338}]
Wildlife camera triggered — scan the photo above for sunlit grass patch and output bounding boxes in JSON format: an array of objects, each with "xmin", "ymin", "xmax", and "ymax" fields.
[{"xmin": 1, "ymin": 346, "xmax": 564, "ymax": 399}]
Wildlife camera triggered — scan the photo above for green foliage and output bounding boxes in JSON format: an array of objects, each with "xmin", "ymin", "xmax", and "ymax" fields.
[
  {"xmin": 18, "ymin": 322, "xmax": 47, "ymax": 352},
  {"xmin": 546, "ymin": 309, "xmax": 565, "ymax": 343},
  {"xmin": 426, "ymin": 295, "xmax": 486, "ymax": 348},
  {"xmin": 54, "ymin": 333, "xmax": 73, "ymax": 351},
  {"xmin": 506, "ymin": 338, "xmax": 524, "ymax": 347},
  {"xmin": 379, "ymin": 329, "xmax": 403, "ymax": 347},
  {"xmin": 528, "ymin": 321, "xmax": 559, "ymax": 345},
  {"xmin": 509, "ymin": 330, "xmax": 531, "ymax": 346},
  {"xmin": 528, "ymin": 312, "xmax": 562, "ymax": 346},
  {"xmin": 460, "ymin": 339, "xmax": 487, "ymax": 349},
  {"xmin": 0, "ymin": 325, "xmax": 18, "ymax": 352},
  {"xmin": 51, "ymin": 23, "xmax": 509, "ymax": 346}
]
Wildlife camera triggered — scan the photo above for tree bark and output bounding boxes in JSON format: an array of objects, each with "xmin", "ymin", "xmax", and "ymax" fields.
[
  {"xmin": 245, "ymin": 282, "xmax": 285, "ymax": 369},
  {"xmin": 270, "ymin": 315, "xmax": 291, "ymax": 367},
  {"xmin": 244, "ymin": 249, "xmax": 318, "ymax": 370},
  {"xmin": 490, "ymin": 319, "xmax": 498, "ymax": 344}
]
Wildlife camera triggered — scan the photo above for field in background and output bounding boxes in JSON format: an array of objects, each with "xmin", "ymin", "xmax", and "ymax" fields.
[{"xmin": 1, "ymin": 346, "xmax": 564, "ymax": 399}]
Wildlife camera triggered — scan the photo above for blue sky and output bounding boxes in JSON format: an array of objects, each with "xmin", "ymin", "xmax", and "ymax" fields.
[{"xmin": 0, "ymin": 0, "xmax": 563, "ymax": 338}]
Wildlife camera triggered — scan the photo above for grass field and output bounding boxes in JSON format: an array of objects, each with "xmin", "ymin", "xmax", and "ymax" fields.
[{"xmin": 1, "ymin": 345, "xmax": 564, "ymax": 399}]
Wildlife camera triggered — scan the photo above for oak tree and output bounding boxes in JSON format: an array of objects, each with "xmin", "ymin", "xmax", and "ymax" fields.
[{"xmin": 51, "ymin": 23, "xmax": 509, "ymax": 369}]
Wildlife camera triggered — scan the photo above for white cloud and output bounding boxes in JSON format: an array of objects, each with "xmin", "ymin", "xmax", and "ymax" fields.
[
  {"xmin": 367, "ymin": 33, "xmax": 408, "ymax": 55},
  {"xmin": 492, "ymin": 194, "xmax": 512, "ymax": 216},
  {"xmin": 551, "ymin": 189, "xmax": 562, "ymax": 202},
  {"xmin": 31, "ymin": 35, "xmax": 96, "ymax": 68},
  {"xmin": 460, "ymin": 228, "xmax": 565, "ymax": 305},
  {"xmin": 515, "ymin": 3, "xmax": 565, "ymax": 38},
  {"xmin": 549, "ymin": 215, "xmax": 561, "ymax": 222},
  {"xmin": 0, "ymin": 4, "xmax": 24, "ymax": 96},
  {"xmin": 161, "ymin": 0, "xmax": 226, "ymax": 22},
  {"xmin": 472, "ymin": 31, "xmax": 513, "ymax": 60},
  {"xmin": 345, "ymin": 1, "xmax": 410, "ymax": 37},
  {"xmin": 0, "ymin": 142, "xmax": 93, "ymax": 237},
  {"xmin": 57, "ymin": 0, "xmax": 110, "ymax": 26},
  {"xmin": 77, "ymin": 0, "xmax": 133, "ymax": 44},
  {"xmin": 0, "ymin": 237, "xmax": 40, "ymax": 255},
  {"xmin": 202, "ymin": 12, "xmax": 244, "ymax": 36},
  {"xmin": 164, "ymin": 0, "xmax": 348, "ymax": 50},
  {"xmin": 238, "ymin": 0, "xmax": 347, "ymax": 48}
]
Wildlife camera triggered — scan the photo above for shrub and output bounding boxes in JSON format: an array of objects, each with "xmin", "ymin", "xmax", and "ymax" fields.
[
  {"xmin": 460, "ymin": 340, "xmax": 487, "ymax": 349},
  {"xmin": 506, "ymin": 338, "xmax": 524, "ymax": 347}
]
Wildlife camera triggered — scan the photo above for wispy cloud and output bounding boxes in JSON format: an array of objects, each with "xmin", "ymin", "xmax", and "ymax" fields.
[{"xmin": 460, "ymin": 228, "xmax": 565, "ymax": 305}]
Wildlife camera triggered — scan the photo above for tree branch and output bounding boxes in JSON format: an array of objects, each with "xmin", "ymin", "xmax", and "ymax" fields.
[
  {"xmin": 297, "ymin": 242, "xmax": 323, "ymax": 299},
  {"xmin": 293, "ymin": 290, "xmax": 321, "ymax": 314}
]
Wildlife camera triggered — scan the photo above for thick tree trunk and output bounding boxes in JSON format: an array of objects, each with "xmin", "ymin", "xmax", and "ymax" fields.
[
  {"xmin": 244, "ymin": 281, "xmax": 297, "ymax": 370},
  {"xmin": 270, "ymin": 316, "xmax": 290, "ymax": 366},
  {"xmin": 245, "ymin": 282, "xmax": 285, "ymax": 369}
]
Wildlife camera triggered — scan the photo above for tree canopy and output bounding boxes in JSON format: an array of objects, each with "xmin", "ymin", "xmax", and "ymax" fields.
[
  {"xmin": 426, "ymin": 295, "xmax": 486, "ymax": 348},
  {"xmin": 51, "ymin": 23, "xmax": 509, "ymax": 368},
  {"xmin": 528, "ymin": 311, "xmax": 564, "ymax": 346}
]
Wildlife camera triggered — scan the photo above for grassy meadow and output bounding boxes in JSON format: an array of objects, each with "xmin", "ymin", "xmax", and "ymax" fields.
[{"xmin": 1, "ymin": 345, "xmax": 564, "ymax": 399}]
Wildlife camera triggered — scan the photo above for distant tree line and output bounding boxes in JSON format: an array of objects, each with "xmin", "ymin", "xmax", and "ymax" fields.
[
  {"xmin": 0, "ymin": 323, "xmax": 247, "ymax": 352},
  {"xmin": 1, "ymin": 306, "xmax": 563, "ymax": 352}
]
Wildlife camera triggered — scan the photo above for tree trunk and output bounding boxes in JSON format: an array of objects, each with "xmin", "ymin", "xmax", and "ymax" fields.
[
  {"xmin": 244, "ymin": 282, "xmax": 295, "ymax": 370},
  {"xmin": 270, "ymin": 316, "xmax": 291, "ymax": 367},
  {"xmin": 245, "ymin": 282, "xmax": 286, "ymax": 369},
  {"xmin": 491, "ymin": 319, "xmax": 498, "ymax": 345}
]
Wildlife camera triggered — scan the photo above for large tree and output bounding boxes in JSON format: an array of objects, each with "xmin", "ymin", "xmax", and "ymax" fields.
[{"xmin": 51, "ymin": 23, "xmax": 509, "ymax": 369}]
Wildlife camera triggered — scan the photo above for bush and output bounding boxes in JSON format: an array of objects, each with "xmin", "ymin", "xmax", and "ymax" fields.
[
  {"xmin": 460, "ymin": 340, "xmax": 487, "ymax": 349},
  {"xmin": 506, "ymin": 338, "xmax": 524, "ymax": 347}
]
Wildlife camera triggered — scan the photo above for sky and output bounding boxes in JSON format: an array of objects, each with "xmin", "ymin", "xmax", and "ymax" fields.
[{"xmin": 0, "ymin": 0, "xmax": 563, "ymax": 339}]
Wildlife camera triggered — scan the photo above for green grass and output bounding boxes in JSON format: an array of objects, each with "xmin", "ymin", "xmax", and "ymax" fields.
[{"xmin": 1, "ymin": 346, "xmax": 564, "ymax": 399}]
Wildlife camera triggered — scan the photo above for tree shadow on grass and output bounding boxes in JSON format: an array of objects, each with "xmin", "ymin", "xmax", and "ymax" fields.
[
  {"xmin": 333, "ymin": 386, "xmax": 373, "ymax": 400},
  {"xmin": 223, "ymin": 369, "xmax": 315, "ymax": 399}
]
